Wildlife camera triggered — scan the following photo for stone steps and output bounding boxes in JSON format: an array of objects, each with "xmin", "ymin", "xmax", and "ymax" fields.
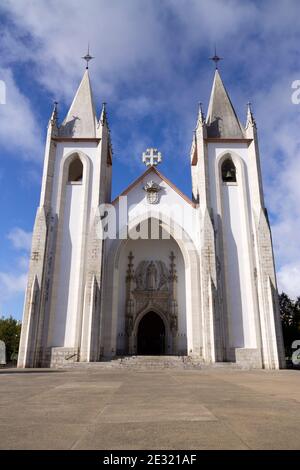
[
  {"xmin": 54, "ymin": 355, "xmax": 241, "ymax": 370},
  {"xmin": 117, "ymin": 355, "xmax": 196, "ymax": 369}
]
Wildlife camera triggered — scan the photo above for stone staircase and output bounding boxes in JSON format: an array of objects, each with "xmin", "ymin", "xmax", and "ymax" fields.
[
  {"xmin": 115, "ymin": 355, "xmax": 202, "ymax": 370},
  {"xmin": 54, "ymin": 355, "xmax": 241, "ymax": 370}
]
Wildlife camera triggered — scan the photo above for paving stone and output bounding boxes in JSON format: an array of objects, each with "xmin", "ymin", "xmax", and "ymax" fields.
[{"xmin": 0, "ymin": 367, "xmax": 299, "ymax": 449}]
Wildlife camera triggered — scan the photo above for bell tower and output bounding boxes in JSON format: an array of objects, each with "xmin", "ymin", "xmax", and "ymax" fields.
[
  {"xmin": 18, "ymin": 62, "xmax": 113, "ymax": 367},
  {"xmin": 191, "ymin": 64, "xmax": 285, "ymax": 368}
]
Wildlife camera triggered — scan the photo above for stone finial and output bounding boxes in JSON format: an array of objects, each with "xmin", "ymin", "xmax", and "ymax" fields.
[
  {"xmin": 196, "ymin": 101, "xmax": 205, "ymax": 129},
  {"xmin": 245, "ymin": 101, "xmax": 256, "ymax": 129},
  {"xmin": 48, "ymin": 101, "xmax": 58, "ymax": 131},
  {"xmin": 100, "ymin": 102, "xmax": 108, "ymax": 126},
  {"xmin": 126, "ymin": 251, "xmax": 135, "ymax": 281}
]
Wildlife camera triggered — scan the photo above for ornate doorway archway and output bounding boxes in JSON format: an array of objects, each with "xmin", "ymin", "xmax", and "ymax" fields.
[
  {"xmin": 137, "ymin": 311, "xmax": 165, "ymax": 355},
  {"xmin": 102, "ymin": 214, "xmax": 201, "ymax": 359}
]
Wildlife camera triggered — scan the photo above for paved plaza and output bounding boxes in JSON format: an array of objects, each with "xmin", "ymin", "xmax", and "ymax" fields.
[{"xmin": 0, "ymin": 366, "xmax": 299, "ymax": 449}]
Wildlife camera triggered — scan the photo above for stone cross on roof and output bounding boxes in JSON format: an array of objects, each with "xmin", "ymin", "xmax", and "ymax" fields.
[{"xmin": 142, "ymin": 148, "xmax": 162, "ymax": 167}]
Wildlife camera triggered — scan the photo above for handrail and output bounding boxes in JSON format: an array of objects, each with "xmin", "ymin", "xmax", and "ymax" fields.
[{"xmin": 65, "ymin": 353, "xmax": 78, "ymax": 361}]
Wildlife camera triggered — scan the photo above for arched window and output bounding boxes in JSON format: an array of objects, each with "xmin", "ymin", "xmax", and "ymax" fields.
[
  {"xmin": 221, "ymin": 157, "xmax": 236, "ymax": 183},
  {"xmin": 68, "ymin": 157, "xmax": 83, "ymax": 182}
]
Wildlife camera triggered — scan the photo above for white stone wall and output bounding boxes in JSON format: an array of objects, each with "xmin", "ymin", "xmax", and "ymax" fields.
[
  {"xmin": 208, "ymin": 143, "xmax": 258, "ymax": 351},
  {"xmin": 112, "ymin": 170, "xmax": 198, "ymax": 250},
  {"xmin": 207, "ymin": 142, "xmax": 249, "ymax": 212},
  {"xmin": 51, "ymin": 143, "xmax": 98, "ymax": 211},
  {"xmin": 46, "ymin": 144, "xmax": 98, "ymax": 350},
  {"xmin": 221, "ymin": 183, "xmax": 256, "ymax": 348},
  {"xmin": 52, "ymin": 183, "xmax": 84, "ymax": 346}
]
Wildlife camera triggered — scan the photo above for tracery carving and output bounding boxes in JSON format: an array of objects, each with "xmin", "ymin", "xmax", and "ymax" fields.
[{"xmin": 124, "ymin": 252, "xmax": 179, "ymax": 353}]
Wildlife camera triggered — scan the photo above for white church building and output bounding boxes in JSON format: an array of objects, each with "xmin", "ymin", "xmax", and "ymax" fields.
[{"xmin": 18, "ymin": 62, "xmax": 285, "ymax": 369}]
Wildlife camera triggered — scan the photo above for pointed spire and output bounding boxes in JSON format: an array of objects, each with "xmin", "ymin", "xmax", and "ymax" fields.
[
  {"xmin": 60, "ymin": 69, "xmax": 97, "ymax": 138},
  {"xmin": 190, "ymin": 130, "xmax": 198, "ymax": 166},
  {"xmin": 98, "ymin": 102, "xmax": 113, "ymax": 164},
  {"xmin": 99, "ymin": 102, "xmax": 108, "ymax": 126},
  {"xmin": 49, "ymin": 101, "xmax": 58, "ymax": 128},
  {"xmin": 245, "ymin": 101, "xmax": 256, "ymax": 129},
  {"xmin": 206, "ymin": 70, "xmax": 244, "ymax": 138},
  {"xmin": 196, "ymin": 101, "xmax": 205, "ymax": 128}
]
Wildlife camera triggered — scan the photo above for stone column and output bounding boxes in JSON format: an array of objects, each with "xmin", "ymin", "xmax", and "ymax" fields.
[
  {"xmin": 168, "ymin": 251, "xmax": 179, "ymax": 354},
  {"xmin": 125, "ymin": 252, "xmax": 135, "ymax": 355}
]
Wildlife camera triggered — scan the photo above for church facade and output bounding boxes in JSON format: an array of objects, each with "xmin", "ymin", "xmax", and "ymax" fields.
[{"xmin": 18, "ymin": 65, "xmax": 285, "ymax": 369}]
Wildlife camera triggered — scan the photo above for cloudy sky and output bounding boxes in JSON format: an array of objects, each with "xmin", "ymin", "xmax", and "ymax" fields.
[{"xmin": 0, "ymin": 0, "xmax": 300, "ymax": 319}]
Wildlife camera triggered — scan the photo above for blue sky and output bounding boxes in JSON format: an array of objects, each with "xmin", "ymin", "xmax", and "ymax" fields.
[{"xmin": 1, "ymin": 0, "xmax": 300, "ymax": 319}]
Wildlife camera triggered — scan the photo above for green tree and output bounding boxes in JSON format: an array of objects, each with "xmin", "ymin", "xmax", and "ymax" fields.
[
  {"xmin": 294, "ymin": 297, "xmax": 300, "ymax": 331},
  {"xmin": 0, "ymin": 316, "xmax": 22, "ymax": 363},
  {"xmin": 279, "ymin": 293, "xmax": 300, "ymax": 357}
]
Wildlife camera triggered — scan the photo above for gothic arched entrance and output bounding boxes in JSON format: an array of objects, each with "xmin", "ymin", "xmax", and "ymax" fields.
[{"xmin": 137, "ymin": 312, "xmax": 165, "ymax": 355}]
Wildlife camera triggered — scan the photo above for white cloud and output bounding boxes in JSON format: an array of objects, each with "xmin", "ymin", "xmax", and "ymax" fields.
[
  {"xmin": 7, "ymin": 227, "xmax": 32, "ymax": 252},
  {"xmin": 17, "ymin": 255, "xmax": 30, "ymax": 271},
  {"xmin": 0, "ymin": 228, "xmax": 31, "ymax": 308},
  {"xmin": 277, "ymin": 263, "xmax": 300, "ymax": 299},
  {"xmin": 0, "ymin": 267, "xmax": 28, "ymax": 313},
  {"xmin": 0, "ymin": 271, "xmax": 27, "ymax": 298},
  {"xmin": 0, "ymin": 0, "xmax": 169, "ymax": 101},
  {"xmin": 249, "ymin": 81, "xmax": 300, "ymax": 300},
  {"xmin": 0, "ymin": 67, "xmax": 43, "ymax": 161},
  {"xmin": 1, "ymin": 0, "xmax": 300, "ymax": 299}
]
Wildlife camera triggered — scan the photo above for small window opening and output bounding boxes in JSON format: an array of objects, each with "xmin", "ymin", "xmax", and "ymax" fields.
[
  {"xmin": 68, "ymin": 157, "xmax": 83, "ymax": 182},
  {"xmin": 221, "ymin": 158, "xmax": 236, "ymax": 183}
]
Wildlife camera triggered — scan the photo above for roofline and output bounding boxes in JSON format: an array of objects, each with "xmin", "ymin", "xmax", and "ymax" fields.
[
  {"xmin": 204, "ymin": 138, "xmax": 253, "ymax": 144},
  {"xmin": 111, "ymin": 166, "xmax": 196, "ymax": 207},
  {"xmin": 52, "ymin": 137, "xmax": 101, "ymax": 143}
]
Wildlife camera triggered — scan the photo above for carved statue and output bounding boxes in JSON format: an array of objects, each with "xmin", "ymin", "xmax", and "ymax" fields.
[
  {"xmin": 135, "ymin": 261, "xmax": 147, "ymax": 290},
  {"xmin": 146, "ymin": 261, "xmax": 157, "ymax": 290},
  {"xmin": 134, "ymin": 260, "xmax": 170, "ymax": 291},
  {"xmin": 126, "ymin": 315, "xmax": 133, "ymax": 336},
  {"xmin": 157, "ymin": 261, "xmax": 169, "ymax": 290}
]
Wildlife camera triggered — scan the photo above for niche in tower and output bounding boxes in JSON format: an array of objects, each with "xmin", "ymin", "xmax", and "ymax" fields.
[
  {"xmin": 221, "ymin": 157, "xmax": 236, "ymax": 183},
  {"xmin": 68, "ymin": 157, "xmax": 83, "ymax": 183}
]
